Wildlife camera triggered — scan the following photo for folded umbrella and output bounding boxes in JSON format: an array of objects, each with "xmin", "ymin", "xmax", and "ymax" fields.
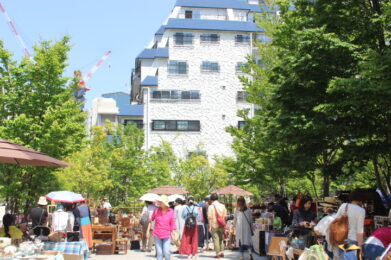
[{"xmin": 45, "ymin": 191, "xmax": 84, "ymax": 203}]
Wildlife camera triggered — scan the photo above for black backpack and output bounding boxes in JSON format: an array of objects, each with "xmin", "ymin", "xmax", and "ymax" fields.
[{"xmin": 185, "ymin": 206, "xmax": 197, "ymax": 229}]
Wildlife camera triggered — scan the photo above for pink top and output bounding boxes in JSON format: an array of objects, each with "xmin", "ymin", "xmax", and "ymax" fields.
[{"xmin": 151, "ymin": 208, "xmax": 176, "ymax": 239}]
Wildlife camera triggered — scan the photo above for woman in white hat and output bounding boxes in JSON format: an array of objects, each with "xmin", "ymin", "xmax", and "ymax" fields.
[{"xmin": 147, "ymin": 195, "xmax": 176, "ymax": 260}]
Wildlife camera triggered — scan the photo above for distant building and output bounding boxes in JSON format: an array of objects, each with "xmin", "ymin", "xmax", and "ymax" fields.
[
  {"xmin": 87, "ymin": 92, "xmax": 144, "ymax": 130},
  {"xmin": 129, "ymin": 0, "xmax": 272, "ymax": 158}
]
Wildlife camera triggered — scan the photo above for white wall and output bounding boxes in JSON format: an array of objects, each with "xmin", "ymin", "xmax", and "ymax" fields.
[{"xmin": 143, "ymin": 30, "xmax": 253, "ymax": 158}]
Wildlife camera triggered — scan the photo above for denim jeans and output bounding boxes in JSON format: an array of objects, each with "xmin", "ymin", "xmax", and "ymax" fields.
[{"xmin": 154, "ymin": 236, "xmax": 171, "ymax": 260}]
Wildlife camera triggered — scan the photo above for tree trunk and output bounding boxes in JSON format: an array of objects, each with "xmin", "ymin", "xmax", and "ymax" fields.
[{"xmin": 323, "ymin": 173, "xmax": 330, "ymax": 197}]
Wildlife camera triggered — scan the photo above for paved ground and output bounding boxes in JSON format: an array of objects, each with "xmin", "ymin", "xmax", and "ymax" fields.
[{"xmin": 91, "ymin": 248, "xmax": 268, "ymax": 260}]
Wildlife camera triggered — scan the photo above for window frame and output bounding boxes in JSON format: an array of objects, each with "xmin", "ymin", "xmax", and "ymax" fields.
[
  {"xmin": 151, "ymin": 90, "xmax": 200, "ymax": 100},
  {"xmin": 201, "ymin": 61, "xmax": 220, "ymax": 73},
  {"xmin": 152, "ymin": 120, "xmax": 201, "ymax": 131},
  {"xmin": 174, "ymin": 32, "xmax": 194, "ymax": 46},
  {"xmin": 168, "ymin": 60, "xmax": 188, "ymax": 75},
  {"xmin": 238, "ymin": 121, "xmax": 246, "ymax": 130},
  {"xmin": 200, "ymin": 33, "xmax": 220, "ymax": 43},
  {"xmin": 123, "ymin": 119, "xmax": 143, "ymax": 129},
  {"xmin": 235, "ymin": 34, "xmax": 251, "ymax": 44}
]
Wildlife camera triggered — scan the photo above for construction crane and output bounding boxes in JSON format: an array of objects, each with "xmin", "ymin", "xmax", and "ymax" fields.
[
  {"xmin": 73, "ymin": 50, "xmax": 112, "ymax": 105},
  {"xmin": 0, "ymin": 1, "xmax": 31, "ymax": 57}
]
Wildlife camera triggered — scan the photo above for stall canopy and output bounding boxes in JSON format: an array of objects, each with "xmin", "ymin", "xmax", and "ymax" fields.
[
  {"xmin": 0, "ymin": 138, "xmax": 69, "ymax": 167},
  {"xmin": 213, "ymin": 185, "xmax": 253, "ymax": 196},
  {"xmin": 148, "ymin": 185, "xmax": 188, "ymax": 195}
]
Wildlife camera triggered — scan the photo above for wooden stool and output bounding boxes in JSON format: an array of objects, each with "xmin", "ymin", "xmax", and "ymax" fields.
[{"xmin": 115, "ymin": 238, "xmax": 128, "ymax": 254}]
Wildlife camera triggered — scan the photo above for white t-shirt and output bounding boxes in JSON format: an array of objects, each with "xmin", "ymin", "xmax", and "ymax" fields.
[
  {"xmin": 335, "ymin": 203, "xmax": 365, "ymax": 241},
  {"xmin": 103, "ymin": 202, "xmax": 112, "ymax": 209},
  {"xmin": 52, "ymin": 210, "xmax": 69, "ymax": 232}
]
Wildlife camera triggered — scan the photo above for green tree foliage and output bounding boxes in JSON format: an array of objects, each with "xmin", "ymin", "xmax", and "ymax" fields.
[
  {"xmin": 227, "ymin": 0, "xmax": 391, "ymax": 201},
  {"xmin": 59, "ymin": 125, "xmax": 175, "ymax": 206},
  {"xmin": 0, "ymin": 37, "xmax": 86, "ymax": 214},
  {"xmin": 174, "ymin": 155, "xmax": 229, "ymax": 201},
  {"xmin": 56, "ymin": 125, "xmax": 112, "ymax": 200}
]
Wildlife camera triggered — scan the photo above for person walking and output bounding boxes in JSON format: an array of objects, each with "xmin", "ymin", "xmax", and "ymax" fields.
[
  {"xmin": 140, "ymin": 200, "xmax": 156, "ymax": 252},
  {"xmin": 196, "ymin": 202, "xmax": 205, "ymax": 253},
  {"xmin": 180, "ymin": 197, "xmax": 199, "ymax": 259},
  {"xmin": 334, "ymin": 189, "xmax": 366, "ymax": 259},
  {"xmin": 208, "ymin": 193, "xmax": 227, "ymax": 259},
  {"xmin": 147, "ymin": 195, "xmax": 176, "ymax": 260},
  {"xmin": 75, "ymin": 199, "xmax": 93, "ymax": 249},
  {"xmin": 202, "ymin": 195, "xmax": 211, "ymax": 251},
  {"xmin": 173, "ymin": 198, "xmax": 185, "ymax": 252},
  {"xmin": 234, "ymin": 197, "xmax": 254, "ymax": 260}
]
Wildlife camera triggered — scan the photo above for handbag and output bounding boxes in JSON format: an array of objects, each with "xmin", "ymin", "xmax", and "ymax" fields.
[
  {"xmin": 213, "ymin": 205, "xmax": 226, "ymax": 228},
  {"xmin": 329, "ymin": 204, "xmax": 349, "ymax": 244},
  {"xmin": 241, "ymin": 210, "xmax": 254, "ymax": 236}
]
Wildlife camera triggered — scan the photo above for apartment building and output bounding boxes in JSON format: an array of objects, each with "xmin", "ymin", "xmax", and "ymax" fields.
[{"xmin": 130, "ymin": 0, "xmax": 271, "ymax": 158}]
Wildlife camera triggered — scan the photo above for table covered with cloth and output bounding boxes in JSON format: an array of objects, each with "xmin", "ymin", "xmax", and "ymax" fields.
[{"xmin": 43, "ymin": 240, "xmax": 89, "ymax": 260}]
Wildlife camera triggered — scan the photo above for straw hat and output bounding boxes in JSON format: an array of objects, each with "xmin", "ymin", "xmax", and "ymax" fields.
[
  {"xmin": 319, "ymin": 197, "xmax": 338, "ymax": 208},
  {"xmin": 38, "ymin": 196, "xmax": 48, "ymax": 206},
  {"xmin": 157, "ymin": 195, "xmax": 170, "ymax": 207}
]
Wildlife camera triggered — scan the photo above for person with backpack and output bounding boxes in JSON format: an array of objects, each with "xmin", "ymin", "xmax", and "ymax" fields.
[
  {"xmin": 208, "ymin": 193, "xmax": 227, "ymax": 258},
  {"xmin": 140, "ymin": 200, "xmax": 157, "ymax": 252},
  {"xmin": 234, "ymin": 196, "xmax": 254, "ymax": 260},
  {"xmin": 180, "ymin": 196, "xmax": 199, "ymax": 259}
]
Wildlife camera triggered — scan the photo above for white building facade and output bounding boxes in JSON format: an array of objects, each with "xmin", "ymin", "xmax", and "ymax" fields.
[{"xmin": 131, "ymin": 0, "xmax": 269, "ymax": 159}]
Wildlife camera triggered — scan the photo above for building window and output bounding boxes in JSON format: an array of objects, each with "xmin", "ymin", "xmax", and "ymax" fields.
[
  {"xmin": 235, "ymin": 34, "xmax": 250, "ymax": 44},
  {"xmin": 152, "ymin": 120, "xmax": 201, "ymax": 131},
  {"xmin": 237, "ymin": 91, "xmax": 249, "ymax": 101},
  {"xmin": 238, "ymin": 121, "xmax": 246, "ymax": 129},
  {"xmin": 236, "ymin": 62, "xmax": 249, "ymax": 73},
  {"xmin": 151, "ymin": 90, "xmax": 200, "ymax": 100},
  {"xmin": 185, "ymin": 10, "xmax": 192, "ymax": 19},
  {"xmin": 168, "ymin": 61, "xmax": 188, "ymax": 75},
  {"xmin": 201, "ymin": 61, "xmax": 220, "ymax": 73},
  {"xmin": 174, "ymin": 32, "xmax": 193, "ymax": 45},
  {"xmin": 124, "ymin": 119, "xmax": 143, "ymax": 129},
  {"xmin": 187, "ymin": 150, "xmax": 207, "ymax": 158},
  {"xmin": 200, "ymin": 33, "xmax": 220, "ymax": 43}
]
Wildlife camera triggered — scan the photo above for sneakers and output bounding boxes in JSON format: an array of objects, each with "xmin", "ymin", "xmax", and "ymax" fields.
[{"xmin": 219, "ymin": 253, "xmax": 224, "ymax": 257}]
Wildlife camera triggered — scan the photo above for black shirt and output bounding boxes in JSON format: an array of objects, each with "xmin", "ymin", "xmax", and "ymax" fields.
[
  {"xmin": 30, "ymin": 207, "xmax": 48, "ymax": 227},
  {"xmin": 202, "ymin": 203, "xmax": 209, "ymax": 225}
]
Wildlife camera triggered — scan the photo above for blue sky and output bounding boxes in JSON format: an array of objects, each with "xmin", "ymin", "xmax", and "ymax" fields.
[{"xmin": 0, "ymin": 0, "xmax": 176, "ymax": 109}]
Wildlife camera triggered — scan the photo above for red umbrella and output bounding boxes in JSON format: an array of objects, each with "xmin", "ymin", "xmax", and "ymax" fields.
[
  {"xmin": 148, "ymin": 185, "xmax": 188, "ymax": 195},
  {"xmin": 0, "ymin": 138, "xmax": 69, "ymax": 167},
  {"xmin": 212, "ymin": 185, "xmax": 253, "ymax": 196}
]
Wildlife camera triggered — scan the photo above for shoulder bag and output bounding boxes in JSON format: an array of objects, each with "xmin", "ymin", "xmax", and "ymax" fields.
[
  {"xmin": 329, "ymin": 204, "xmax": 349, "ymax": 244},
  {"xmin": 213, "ymin": 204, "xmax": 226, "ymax": 228}
]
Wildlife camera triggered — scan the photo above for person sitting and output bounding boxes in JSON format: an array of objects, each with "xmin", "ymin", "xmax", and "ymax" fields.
[
  {"xmin": 0, "ymin": 214, "xmax": 23, "ymax": 239},
  {"xmin": 291, "ymin": 195, "xmax": 317, "ymax": 250}
]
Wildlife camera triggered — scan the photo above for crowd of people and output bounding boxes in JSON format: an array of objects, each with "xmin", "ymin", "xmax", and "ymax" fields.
[
  {"xmin": 0, "ymin": 189, "xmax": 389, "ymax": 260},
  {"xmin": 137, "ymin": 190, "xmax": 390, "ymax": 260}
]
